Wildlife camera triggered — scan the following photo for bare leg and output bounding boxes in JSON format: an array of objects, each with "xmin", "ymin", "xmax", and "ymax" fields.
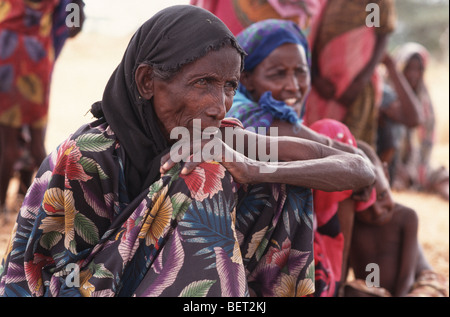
[
  {"xmin": 28, "ymin": 125, "xmax": 47, "ymax": 175},
  {"xmin": 0, "ymin": 124, "xmax": 22, "ymax": 213},
  {"xmin": 337, "ymin": 198, "xmax": 356, "ymax": 285},
  {"xmin": 414, "ymin": 244, "xmax": 433, "ymax": 277}
]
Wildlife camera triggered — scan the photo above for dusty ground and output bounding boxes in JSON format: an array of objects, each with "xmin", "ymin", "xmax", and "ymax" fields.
[{"xmin": 1, "ymin": 32, "xmax": 448, "ymax": 295}]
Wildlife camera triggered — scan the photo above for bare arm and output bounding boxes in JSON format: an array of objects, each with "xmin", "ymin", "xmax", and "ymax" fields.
[
  {"xmin": 337, "ymin": 198, "xmax": 356, "ymax": 285},
  {"xmin": 381, "ymin": 54, "xmax": 422, "ymax": 127},
  {"xmin": 271, "ymin": 119, "xmax": 361, "ymax": 155},
  {"xmin": 160, "ymin": 127, "xmax": 375, "ymax": 192},
  {"xmin": 270, "ymin": 120, "xmax": 376, "ymax": 198},
  {"xmin": 394, "ymin": 205, "xmax": 419, "ymax": 296},
  {"xmin": 227, "ymin": 128, "xmax": 375, "ymax": 191}
]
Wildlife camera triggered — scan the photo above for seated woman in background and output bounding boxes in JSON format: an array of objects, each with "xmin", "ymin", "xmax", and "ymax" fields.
[
  {"xmin": 380, "ymin": 42, "xmax": 448, "ymax": 200},
  {"xmin": 226, "ymin": 19, "xmax": 375, "ymax": 296},
  {"xmin": 0, "ymin": 6, "xmax": 375, "ymax": 297},
  {"xmin": 376, "ymin": 51, "xmax": 422, "ymax": 185}
]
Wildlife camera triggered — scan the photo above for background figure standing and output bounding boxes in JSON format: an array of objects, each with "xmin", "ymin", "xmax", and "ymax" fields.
[
  {"xmin": 304, "ymin": 0, "xmax": 397, "ymax": 148},
  {"xmin": 191, "ymin": 0, "xmax": 321, "ymax": 36},
  {"xmin": 0, "ymin": 0, "xmax": 84, "ymax": 218}
]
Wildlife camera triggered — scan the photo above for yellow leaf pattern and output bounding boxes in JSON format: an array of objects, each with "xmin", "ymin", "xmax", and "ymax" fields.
[
  {"xmin": 139, "ymin": 186, "xmax": 173, "ymax": 246},
  {"xmin": 0, "ymin": 1, "xmax": 11, "ymax": 23},
  {"xmin": 245, "ymin": 226, "xmax": 268, "ymax": 258},
  {"xmin": 17, "ymin": 74, "xmax": 44, "ymax": 104}
]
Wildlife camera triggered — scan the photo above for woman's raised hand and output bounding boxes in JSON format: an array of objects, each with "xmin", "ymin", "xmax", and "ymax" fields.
[{"xmin": 159, "ymin": 137, "xmax": 260, "ymax": 184}]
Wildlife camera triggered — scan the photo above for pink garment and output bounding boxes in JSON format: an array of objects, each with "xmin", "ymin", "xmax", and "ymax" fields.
[
  {"xmin": 190, "ymin": 0, "xmax": 244, "ymax": 35},
  {"xmin": 304, "ymin": 26, "xmax": 381, "ymax": 125},
  {"xmin": 310, "ymin": 119, "xmax": 356, "ymax": 226},
  {"xmin": 191, "ymin": 0, "xmax": 321, "ymax": 36},
  {"xmin": 309, "ymin": 119, "xmax": 376, "ymax": 296},
  {"xmin": 268, "ymin": 0, "xmax": 322, "ymax": 31}
]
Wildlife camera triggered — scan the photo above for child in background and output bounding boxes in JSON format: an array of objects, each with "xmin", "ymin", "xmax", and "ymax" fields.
[{"xmin": 343, "ymin": 141, "xmax": 448, "ymax": 297}]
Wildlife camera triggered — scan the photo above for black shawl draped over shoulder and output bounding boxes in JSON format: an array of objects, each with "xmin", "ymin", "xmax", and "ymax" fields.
[{"xmin": 90, "ymin": 5, "xmax": 245, "ymax": 200}]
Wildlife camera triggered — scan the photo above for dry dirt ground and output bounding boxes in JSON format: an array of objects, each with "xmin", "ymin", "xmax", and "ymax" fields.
[{"xmin": 0, "ymin": 32, "xmax": 448, "ymax": 295}]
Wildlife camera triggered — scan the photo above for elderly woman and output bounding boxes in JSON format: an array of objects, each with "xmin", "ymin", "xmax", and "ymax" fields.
[
  {"xmin": 226, "ymin": 19, "xmax": 376, "ymax": 296},
  {"xmin": 0, "ymin": 6, "xmax": 374, "ymax": 297}
]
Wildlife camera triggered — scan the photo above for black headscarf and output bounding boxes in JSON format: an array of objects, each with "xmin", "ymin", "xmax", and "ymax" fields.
[{"xmin": 91, "ymin": 5, "xmax": 245, "ymax": 200}]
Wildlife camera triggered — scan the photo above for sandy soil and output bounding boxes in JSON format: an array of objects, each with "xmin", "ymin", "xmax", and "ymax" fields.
[{"xmin": 1, "ymin": 32, "xmax": 448, "ymax": 295}]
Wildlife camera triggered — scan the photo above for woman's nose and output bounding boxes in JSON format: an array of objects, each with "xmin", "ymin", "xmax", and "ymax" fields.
[
  {"xmin": 373, "ymin": 204, "xmax": 385, "ymax": 218},
  {"xmin": 285, "ymin": 75, "xmax": 300, "ymax": 92},
  {"xmin": 205, "ymin": 89, "xmax": 227, "ymax": 120},
  {"xmin": 373, "ymin": 196, "xmax": 394, "ymax": 219}
]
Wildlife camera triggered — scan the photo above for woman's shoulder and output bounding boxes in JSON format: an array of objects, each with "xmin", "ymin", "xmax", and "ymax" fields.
[
  {"xmin": 69, "ymin": 118, "xmax": 114, "ymax": 139},
  {"xmin": 392, "ymin": 203, "xmax": 419, "ymax": 228},
  {"xmin": 56, "ymin": 118, "xmax": 118, "ymax": 156}
]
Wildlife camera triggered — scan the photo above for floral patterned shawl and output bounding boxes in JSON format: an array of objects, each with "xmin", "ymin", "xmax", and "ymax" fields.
[
  {"xmin": 0, "ymin": 117, "xmax": 315, "ymax": 297},
  {"xmin": 0, "ymin": 6, "xmax": 315, "ymax": 297}
]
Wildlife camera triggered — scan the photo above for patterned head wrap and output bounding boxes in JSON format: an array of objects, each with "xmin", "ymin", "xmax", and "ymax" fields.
[
  {"xmin": 227, "ymin": 19, "xmax": 310, "ymax": 129},
  {"xmin": 237, "ymin": 19, "xmax": 310, "ymax": 72}
]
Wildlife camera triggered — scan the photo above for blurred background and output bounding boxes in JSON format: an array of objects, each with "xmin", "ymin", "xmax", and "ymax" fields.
[
  {"xmin": 44, "ymin": 0, "xmax": 449, "ymax": 152},
  {"xmin": 1, "ymin": 0, "xmax": 449, "ymax": 291}
]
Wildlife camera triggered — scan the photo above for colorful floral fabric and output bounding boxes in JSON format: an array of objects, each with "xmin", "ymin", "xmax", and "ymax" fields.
[
  {"xmin": 0, "ymin": 0, "xmax": 60, "ymax": 128},
  {"xmin": 0, "ymin": 118, "xmax": 315, "ymax": 297},
  {"xmin": 236, "ymin": 182, "xmax": 315, "ymax": 297}
]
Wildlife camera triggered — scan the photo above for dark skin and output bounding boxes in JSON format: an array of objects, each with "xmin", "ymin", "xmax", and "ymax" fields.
[
  {"xmin": 135, "ymin": 46, "xmax": 375, "ymax": 192},
  {"xmin": 348, "ymin": 142, "xmax": 432, "ymax": 296},
  {"xmin": 241, "ymin": 43, "xmax": 351, "ymax": 153},
  {"xmin": 378, "ymin": 53, "xmax": 423, "ymax": 166},
  {"xmin": 394, "ymin": 54, "xmax": 437, "ymax": 191},
  {"xmin": 239, "ymin": 43, "xmax": 376, "ymax": 282},
  {"xmin": 240, "ymin": 43, "xmax": 374, "ymax": 199},
  {"xmin": 240, "ymin": 43, "xmax": 310, "ymax": 118},
  {"xmin": 380, "ymin": 53, "xmax": 422, "ymax": 128}
]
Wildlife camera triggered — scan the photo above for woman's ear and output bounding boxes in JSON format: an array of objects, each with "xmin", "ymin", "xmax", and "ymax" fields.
[
  {"xmin": 135, "ymin": 64, "xmax": 154, "ymax": 100},
  {"xmin": 240, "ymin": 71, "xmax": 254, "ymax": 92}
]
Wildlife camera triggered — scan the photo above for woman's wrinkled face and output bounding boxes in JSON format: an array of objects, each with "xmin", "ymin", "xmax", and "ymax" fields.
[
  {"xmin": 152, "ymin": 46, "xmax": 241, "ymax": 142},
  {"xmin": 403, "ymin": 54, "xmax": 424, "ymax": 91},
  {"xmin": 241, "ymin": 43, "xmax": 310, "ymax": 116}
]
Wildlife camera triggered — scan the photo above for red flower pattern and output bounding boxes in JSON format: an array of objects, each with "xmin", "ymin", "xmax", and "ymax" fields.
[{"xmin": 180, "ymin": 161, "xmax": 225, "ymax": 201}]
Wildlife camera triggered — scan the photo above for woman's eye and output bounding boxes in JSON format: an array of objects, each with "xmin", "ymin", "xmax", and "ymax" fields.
[
  {"xmin": 225, "ymin": 81, "xmax": 238, "ymax": 95},
  {"xmin": 269, "ymin": 71, "xmax": 285, "ymax": 78},
  {"xmin": 196, "ymin": 78, "xmax": 207, "ymax": 85},
  {"xmin": 377, "ymin": 191, "xmax": 387, "ymax": 201}
]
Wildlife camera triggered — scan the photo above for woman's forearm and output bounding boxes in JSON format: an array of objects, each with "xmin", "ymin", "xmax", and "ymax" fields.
[
  {"xmin": 252, "ymin": 153, "xmax": 375, "ymax": 192},
  {"xmin": 384, "ymin": 56, "xmax": 422, "ymax": 127},
  {"xmin": 223, "ymin": 128, "xmax": 375, "ymax": 191},
  {"xmin": 271, "ymin": 120, "xmax": 360, "ymax": 155}
]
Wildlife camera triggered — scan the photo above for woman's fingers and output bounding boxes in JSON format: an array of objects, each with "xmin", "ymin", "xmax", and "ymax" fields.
[
  {"xmin": 160, "ymin": 154, "xmax": 176, "ymax": 175},
  {"xmin": 181, "ymin": 158, "xmax": 201, "ymax": 175},
  {"xmin": 160, "ymin": 141, "xmax": 190, "ymax": 175},
  {"xmin": 160, "ymin": 137, "xmax": 249, "ymax": 178}
]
